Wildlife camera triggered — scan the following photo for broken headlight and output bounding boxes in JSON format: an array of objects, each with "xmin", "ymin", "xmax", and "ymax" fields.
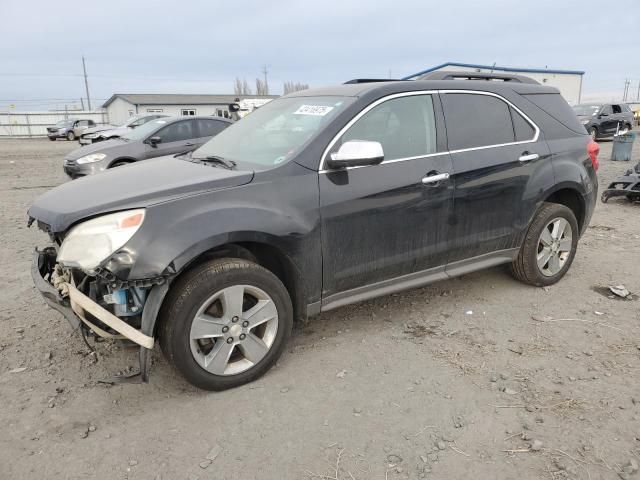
[{"xmin": 58, "ymin": 209, "xmax": 145, "ymax": 272}]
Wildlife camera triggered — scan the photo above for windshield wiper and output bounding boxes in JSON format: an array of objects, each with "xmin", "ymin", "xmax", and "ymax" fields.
[{"xmin": 195, "ymin": 155, "xmax": 237, "ymax": 170}]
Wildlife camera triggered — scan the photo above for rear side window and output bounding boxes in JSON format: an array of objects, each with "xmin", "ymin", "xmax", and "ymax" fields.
[
  {"xmin": 339, "ymin": 94, "xmax": 438, "ymax": 161},
  {"xmin": 522, "ymin": 93, "xmax": 586, "ymax": 134},
  {"xmin": 155, "ymin": 120, "xmax": 194, "ymax": 142},
  {"xmin": 196, "ymin": 119, "xmax": 228, "ymax": 137},
  {"xmin": 510, "ymin": 107, "xmax": 535, "ymax": 141},
  {"xmin": 443, "ymin": 93, "xmax": 514, "ymax": 150}
]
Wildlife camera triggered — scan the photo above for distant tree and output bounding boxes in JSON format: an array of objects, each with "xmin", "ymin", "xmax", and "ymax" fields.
[
  {"xmin": 255, "ymin": 78, "xmax": 269, "ymax": 96},
  {"xmin": 234, "ymin": 77, "xmax": 252, "ymax": 95},
  {"xmin": 283, "ymin": 81, "xmax": 309, "ymax": 95}
]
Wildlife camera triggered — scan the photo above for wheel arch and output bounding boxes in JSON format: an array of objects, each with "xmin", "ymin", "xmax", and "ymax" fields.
[
  {"xmin": 159, "ymin": 238, "xmax": 308, "ymax": 332},
  {"xmin": 542, "ymin": 186, "xmax": 586, "ymax": 232},
  {"xmin": 108, "ymin": 157, "xmax": 136, "ymax": 168}
]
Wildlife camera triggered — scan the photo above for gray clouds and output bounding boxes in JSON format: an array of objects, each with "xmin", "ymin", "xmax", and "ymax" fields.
[{"xmin": 0, "ymin": 0, "xmax": 637, "ymax": 108}]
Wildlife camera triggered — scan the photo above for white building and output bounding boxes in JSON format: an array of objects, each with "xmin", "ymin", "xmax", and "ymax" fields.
[
  {"xmin": 405, "ymin": 62, "xmax": 585, "ymax": 105},
  {"xmin": 102, "ymin": 94, "xmax": 277, "ymax": 125}
]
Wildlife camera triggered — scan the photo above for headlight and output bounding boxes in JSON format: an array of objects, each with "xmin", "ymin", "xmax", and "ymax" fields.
[
  {"xmin": 58, "ymin": 209, "xmax": 145, "ymax": 272},
  {"xmin": 581, "ymin": 119, "xmax": 590, "ymax": 125},
  {"xmin": 76, "ymin": 153, "xmax": 106, "ymax": 164}
]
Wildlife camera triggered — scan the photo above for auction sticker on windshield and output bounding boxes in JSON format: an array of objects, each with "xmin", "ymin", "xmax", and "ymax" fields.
[{"xmin": 294, "ymin": 105, "xmax": 334, "ymax": 116}]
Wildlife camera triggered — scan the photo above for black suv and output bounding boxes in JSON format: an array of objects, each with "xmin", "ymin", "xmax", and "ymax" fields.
[
  {"xmin": 29, "ymin": 73, "xmax": 599, "ymax": 390},
  {"xmin": 573, "ymin": 103, "xmax": 634, "ymax": 139}
]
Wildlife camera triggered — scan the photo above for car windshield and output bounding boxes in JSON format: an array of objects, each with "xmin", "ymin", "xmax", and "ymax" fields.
[
  {"xmin": 572, "ymin": 105, "xmax": 600, "ymax": 116},
  {"xmin": 121, "ymin": 118, "xmax": 169, "ymax": 140},
  {"xmin": 192, "ymin": 96, "xmax": 352, "ymax": 169},
  {"xmin": 55, "ymin": 120, "xmax": 73, "ymax": 127}
]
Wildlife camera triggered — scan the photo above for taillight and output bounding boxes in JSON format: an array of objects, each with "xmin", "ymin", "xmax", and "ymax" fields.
[{"xmin": 588, "ymin": 140, "xmax": 600, "ymax": 171}]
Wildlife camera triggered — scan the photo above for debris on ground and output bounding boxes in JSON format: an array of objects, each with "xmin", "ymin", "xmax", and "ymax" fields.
[{"xmin": 609, "ymin": 284, "xmax": 631, "ymax": 298}]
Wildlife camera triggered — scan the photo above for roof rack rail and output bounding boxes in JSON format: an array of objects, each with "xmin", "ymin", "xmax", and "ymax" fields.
[
  {"xmin": 343, "ymin": 78, "xmax": 405, "ymax": 84},
  {"xmin": 417, "ymin": 70, "xmax": 539, "ymax": 84}
]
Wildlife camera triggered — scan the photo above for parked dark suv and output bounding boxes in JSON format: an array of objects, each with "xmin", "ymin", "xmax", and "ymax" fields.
[
  {"xmin": 573, "ymin": 103, "xmax": 634, "ymax": 139},
  {"xmin": 29, "ymin": 73, "xmax": 599, "ymax": 390}
]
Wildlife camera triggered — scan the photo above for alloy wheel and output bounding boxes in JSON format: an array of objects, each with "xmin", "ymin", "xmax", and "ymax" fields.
[
  {"xmin": 536, "ymin": 217, "xmax": 573, "ymax": 276},
  {"xmin": 189, "ymin": 284, "xmax": 279, "ymax": 376}
]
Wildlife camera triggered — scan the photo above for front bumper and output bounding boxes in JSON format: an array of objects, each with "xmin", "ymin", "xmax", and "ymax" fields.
[{"xmin": 31, "ymin": 249, "xmax": 154, "ymax": 349}]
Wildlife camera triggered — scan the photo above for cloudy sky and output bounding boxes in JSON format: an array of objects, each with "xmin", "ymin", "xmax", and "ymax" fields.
[{"xmin": 1, "ymin": 0, "xmax": 638, "ymax": 110}]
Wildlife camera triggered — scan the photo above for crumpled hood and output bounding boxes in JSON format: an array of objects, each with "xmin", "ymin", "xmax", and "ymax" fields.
[
  {"xmin": 29, "ymin": 156, "xmax": 254, "ymax": 232},
  {"xmin": 82, "ymin": 124, "xmax": 117, "ymax": 136}
]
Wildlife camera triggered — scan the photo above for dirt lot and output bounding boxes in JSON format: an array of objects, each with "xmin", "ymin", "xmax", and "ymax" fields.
[{"xmin": 0, "ymin": 137, "xmax": 639, "ymax": 480}]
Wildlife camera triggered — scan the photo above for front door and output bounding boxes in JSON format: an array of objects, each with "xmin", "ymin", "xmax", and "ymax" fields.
[
  {"xmin": 440, "ymin": 92, "xmax": 552, "ymax": 266},
  {"xmin": 145, "ymin": 119, "xmax": 198, "ymax": 158},
  {"xmin": 319, "ymin": 93, "xmax": 453, "ymax": 301},
  {"xmin": 598, "ymin": 105, "xmax": 617, "ymax": 135}
]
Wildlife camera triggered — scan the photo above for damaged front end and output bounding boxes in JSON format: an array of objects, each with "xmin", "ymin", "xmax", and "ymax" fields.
[{"xmin": 30, "ymin": 211, "xmax": 171, "ymax": 383}]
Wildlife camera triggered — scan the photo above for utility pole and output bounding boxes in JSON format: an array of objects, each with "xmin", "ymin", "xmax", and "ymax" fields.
[
  {"xmin": 82, "ymin": 56, "xmax": 92, "ymax": 110},
  {"xmin": 261, "ymin": 64, "xmax": 269, "ymax": 95},
  {"xmin": 636, "ymin": 80, "xmax": 640, "ymax": 101}
]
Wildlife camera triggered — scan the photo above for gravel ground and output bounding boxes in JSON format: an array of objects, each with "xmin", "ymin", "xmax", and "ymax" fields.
[{"xmin": 1, "ymin": 137, "xmax": 639, "ymax": 480}]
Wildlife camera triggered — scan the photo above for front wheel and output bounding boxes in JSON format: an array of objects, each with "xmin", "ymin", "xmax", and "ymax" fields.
[
  {"xmin": 589, "ymin": 127, "xmax": 598, "ymax": 140},
  {"xmin": 159, "ymin": 258, "xmax": 293, "ymax": 391},
  {"xmin": 511, "ymin": 203, "xmax": 579, "ymax": 286},
  {"xmin": 66, "ymin": 131, "xmax": 76, "ymax": 141}
]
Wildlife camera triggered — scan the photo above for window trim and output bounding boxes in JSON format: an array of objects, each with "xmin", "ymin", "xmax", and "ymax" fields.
[{"xmin": 319, "ymin": 89, "xmax": 540, "ymax": 173}]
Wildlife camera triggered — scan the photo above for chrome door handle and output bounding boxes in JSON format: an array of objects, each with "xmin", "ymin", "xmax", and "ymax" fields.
[
  {"xmin": 518, "ymin": 153, "xmax": 539, "ymax": 163},
  {"xmin": 421, "ymin": 172, "xmax": 450, "ymax": 184}
]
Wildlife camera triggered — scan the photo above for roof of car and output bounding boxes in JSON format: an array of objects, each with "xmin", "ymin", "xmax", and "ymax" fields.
[
  {"xmin": 153, "ymin": 115, "xmax": 234, "ymax": 124},
  {"xmin": 284, "ymin": 79, "xmax": 559, "ymax": 99}
]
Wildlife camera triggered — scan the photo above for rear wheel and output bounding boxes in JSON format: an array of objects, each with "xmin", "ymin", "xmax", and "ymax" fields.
[
  {"xmin": 511, "ymin": 203, "xmax": 579, "ymax": 286},
  {"xmin": 159, "ymin": 258, "xmax": 293, "ymax": 391}
]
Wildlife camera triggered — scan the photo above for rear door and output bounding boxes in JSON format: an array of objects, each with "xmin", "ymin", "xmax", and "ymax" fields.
[
  {"xmin": 193, "ymin": 119, "xmax": 230, "ymax": 148},
  {"xmin": 144, "ymin": 119, "xmax": 197, "ymax": 158},
  {"xmin": 441, "ymin": 91, "xmax": 551, "ymax": 267},
  {"xmin": 319, "ymin": 93, "xmax": 453, "ymax": 301}
]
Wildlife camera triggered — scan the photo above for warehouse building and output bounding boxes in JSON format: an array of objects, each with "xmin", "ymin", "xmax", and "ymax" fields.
[
  {"xmin": 404, "ymin": 62, "xmax": 585, "ymax": 104},
  {"xmin": 102, "ymin": 93, "xmax": 277, "ymax": 125}
]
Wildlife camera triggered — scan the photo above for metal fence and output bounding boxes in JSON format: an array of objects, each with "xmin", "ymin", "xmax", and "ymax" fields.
[{"xmin": 0, "ymin": 110, "xmax": 109, "ymax": 138}]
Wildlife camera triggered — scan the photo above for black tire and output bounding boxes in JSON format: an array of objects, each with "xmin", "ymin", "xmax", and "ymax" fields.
[
  {"xmin": 511, "ymin": 202, "xmax": 579, "ymax": 287},
  {"xmin": 589, "ymin": 127, "xmax": 598, "ymax": 140},
  {"xmin": 159, "ymin": 258, "xmax": 293, "ymax": 391},
  {"xmin": 66, "ymin": 131, "xmax": 75, "ymax": 141},
  {"xmin": 48, "ymin": 137, "xmax": 56, "ymax": 141}
]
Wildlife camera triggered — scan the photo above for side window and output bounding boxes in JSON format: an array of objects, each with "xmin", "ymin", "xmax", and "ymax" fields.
[
  {"xmin": 337, "ymin": 95, "xmax": 437, "ymax": 161},
  {"xmin": 600, "ymin": 105, "xmax": 612, "ymax": 115},
  {"xmin": 196, "ymin": 119, "xmax": 227, "ymax": 137},
  {"xmin": 509, "ymin": 107, "xmax": 536, "ymax": 142},
  {"xmin": 444, "ymin": 93, "xmax": 514, "ymax": 150},
  {"xmin": 154, "ymin": 120, "xmax": 194, "ymax": 142},
  {"xmin": 612, "ymin": 104, "xmax": 622, "ymax": 114}
]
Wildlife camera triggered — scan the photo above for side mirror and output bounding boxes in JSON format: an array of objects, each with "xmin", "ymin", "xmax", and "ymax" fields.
[
  {"xmin": 327, "ymin": 140, "xmax": 384, "ymax": 169},
  {"xmin": 599, "ymin": 112, "xmax": 608, "ymax": 117},
  {"xmin": 147, "ymin": 136, "xmax": 162, "ymax": 147}
]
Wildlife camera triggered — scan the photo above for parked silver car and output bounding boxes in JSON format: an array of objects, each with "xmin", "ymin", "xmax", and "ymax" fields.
[
  {"xmin": 79, "ymin": 114, "xmax": 167, "ymax": 145},
  {"xmin": 47, "ymin": 119, "xmax": 96, "ymax": 141},
  {"xmin": 63, "ymin": 116, "xmax": 232, "ymax": 178}
]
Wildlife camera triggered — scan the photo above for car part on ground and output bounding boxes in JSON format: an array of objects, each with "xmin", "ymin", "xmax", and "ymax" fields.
[
  {"xmin": 601, "ymin": 161, "xmax": 640, "ymax": 203},
  {"xmin": 29, "ymin": 76, "xmax": 598, "ymax": 389}
]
